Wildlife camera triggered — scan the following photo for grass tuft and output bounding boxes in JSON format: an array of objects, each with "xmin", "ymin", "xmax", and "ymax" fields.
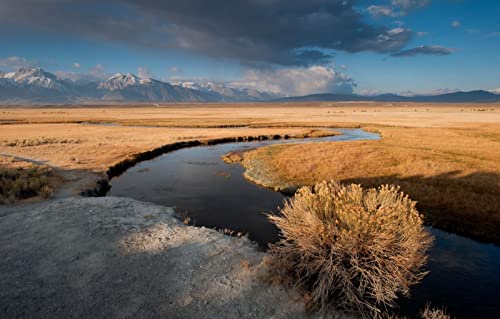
[
  {"xmin": 267, "ymin": 180, "xmax": 433, "ymax": 318},
  {"xmin": 421, "ymin": 305, "xmax": 451, "ymax": 319}
]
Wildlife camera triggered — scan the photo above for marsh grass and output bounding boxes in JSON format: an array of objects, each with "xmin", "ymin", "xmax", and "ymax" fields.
[
  {"xmin": 0, "ymin": 165, "xmax": 53, "ymax": 203},
  {"xmin": 267, "ymin": 181, "xmax": 432, "ymax": 318}
]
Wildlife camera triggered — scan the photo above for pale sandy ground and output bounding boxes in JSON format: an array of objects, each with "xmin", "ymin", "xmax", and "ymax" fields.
[{"xmin": 0, "ymin": 197, "xmax": 333, "ymax": 319}]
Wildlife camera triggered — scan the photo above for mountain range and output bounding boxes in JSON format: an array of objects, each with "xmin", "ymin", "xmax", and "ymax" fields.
[
  {"xmin": 0, "ymin": 68, "xmax": 279, "ymax": 104},
  {"xmin": 0, "ymin": 68, "xmax": 499, "ymax": 104}
]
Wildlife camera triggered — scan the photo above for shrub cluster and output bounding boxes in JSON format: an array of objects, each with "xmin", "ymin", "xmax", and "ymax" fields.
[
  {"xmin": 267, "ymin": 180, "xmax": 432, "ymax": 318},
  {"xmin": 0, "ymin": 165, "xmax": 53, "ymax": 203},
  {"xmin": 1, "ymin": 137, "xmax": 80, "ymax": 147}
]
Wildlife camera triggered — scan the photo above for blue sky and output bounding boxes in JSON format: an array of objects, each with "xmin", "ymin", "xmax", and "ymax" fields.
[{"xmin": 0, "ymin": 0, "xmax": 498, "ymax": 95}]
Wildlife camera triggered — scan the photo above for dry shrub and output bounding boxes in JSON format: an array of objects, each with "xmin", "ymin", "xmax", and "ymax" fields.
[
  {"xmin": 0, "ymin": 165, "xmax": 53, "ymax": 203},
  {"xmin": 267, "ymin": 181, "xmax": 433, "ymax": 318}
]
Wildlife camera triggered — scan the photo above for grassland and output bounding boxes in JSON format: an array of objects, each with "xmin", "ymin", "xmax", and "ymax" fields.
[{"xmin": 1, "ymin": 103, "xmax": 499, "ymax": 245}]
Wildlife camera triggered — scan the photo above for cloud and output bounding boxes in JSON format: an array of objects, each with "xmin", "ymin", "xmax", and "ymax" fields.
[
  {"xmin": 0, "ymin": 56, "xmax": 37, "ymax": 70},
  {"xmin": 416, "ymin": 31, "xmax": 428, "ymax": 37},
  {"xmin": 399, "ymin": 88, "xmax": 459, "ymax": 96},
  {"xmin": 392, "ymin": 0, "xmax": 431, "ymax": 12},
  {"xmin": 488, "ymin": 32, "xmax": 500, "ymax": 38},
  {"xmin": 368, "ymin": 5, "xmax": 400, "ymax": 17},
  {"xmin": 73, "ymin": 62, "xmax": 81, "ymax": 69},
  {"xmin": 231, "ymin": 65, "xmax": 356, "ymax": 96},
  {"xmin": 391, "ymin": 45, "xmax": 455, "ymax": 57},
  {"xmin": 451, "ymin": 20, "xmax": 461, "ymax": 27},
  {"xmin": 169, "ymin": 67, "xmax": 183, "ymax": 74},
  {"xmin": 137, "ymin": 67, "xmax": 151, "ymax": 79},
  {"xmin": 368, "ymin": 1, "xmax": 430, "ymax": 18},
  {"xmin": 56, "ymin": 64, "xmax": 108, "ymax": 82},
  {"xmin": 0, "ymin": 0, "xmax": 413, "ymax": 66}
]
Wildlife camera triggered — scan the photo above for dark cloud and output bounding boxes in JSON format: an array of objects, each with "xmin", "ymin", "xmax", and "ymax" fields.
[
  {"xmin": 391, "ymin": 45, "xmax": 455, "ymax": 57},
  {"xmin": 0, "ymin": 0, "xmax": 413, "ymax": 66}
]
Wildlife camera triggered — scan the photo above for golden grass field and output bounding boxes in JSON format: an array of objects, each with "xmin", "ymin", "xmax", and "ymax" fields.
[{"xmin": 1, "ymin": 103, "xmax": 499, "ymax": 243}]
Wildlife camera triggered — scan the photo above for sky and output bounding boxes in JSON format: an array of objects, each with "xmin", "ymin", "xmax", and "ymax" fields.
[{"xmin": 0, "ymin": 0, "xmax": 499, "ymax": 96}]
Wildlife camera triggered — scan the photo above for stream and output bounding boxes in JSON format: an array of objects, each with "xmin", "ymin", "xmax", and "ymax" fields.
[{"xmin": 108, "ymin": 128, "xmax": 500, "ymax": 318}]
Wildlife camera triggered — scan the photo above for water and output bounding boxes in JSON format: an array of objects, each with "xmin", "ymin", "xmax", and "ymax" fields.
[{"xmin": 108, "ymin": 128, "xmax": 500, "ymax": 318}]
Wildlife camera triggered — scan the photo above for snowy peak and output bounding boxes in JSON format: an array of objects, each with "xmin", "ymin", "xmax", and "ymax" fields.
[
  {"xmin": 173, "ymin": 80, "xmax": 280, "ymax": 101},
  {"xmin": 98, "ymin": 73, "xmax": 145, "ymax": 90},
  {"xmin": 1, "ymin": 67, "xmax": 58, "ymax": 88}
]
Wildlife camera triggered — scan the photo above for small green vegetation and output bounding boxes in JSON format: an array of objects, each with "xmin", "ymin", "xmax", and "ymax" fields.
[
  {"xmin": 0, "ymin": 165, "xmax": 53, "ymax": 203},
  {"xmin": 267, "ymin": 180, "xmax": 432, "ymax": 318}
]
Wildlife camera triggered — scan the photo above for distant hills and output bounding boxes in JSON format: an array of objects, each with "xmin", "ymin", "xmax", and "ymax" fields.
[
  {"xmin": 0, "ymin": 68, "xmax": 499, "ymax": 104},
  {"xmin": 275, "ymin": 90, "xmax": 500, "ymax": 103}
]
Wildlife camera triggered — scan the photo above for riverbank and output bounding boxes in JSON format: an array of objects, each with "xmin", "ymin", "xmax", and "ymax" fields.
[{"xmin": 0, "ymin": 196, "xmax": 332, "ymax": 319}]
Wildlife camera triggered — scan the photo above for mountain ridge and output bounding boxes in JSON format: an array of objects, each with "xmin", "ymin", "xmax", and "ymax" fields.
[
  {"xmin": 0, "ymin": 68, "xmax": 278, "ymax": 104},
  {"xmin": 274, "ymin": 90, "xmax": 500, "ymax": 103}
]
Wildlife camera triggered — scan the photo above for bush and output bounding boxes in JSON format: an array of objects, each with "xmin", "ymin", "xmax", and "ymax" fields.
[
  {"xmin": 0, "ymin": 165, "xmax": 53, "ymax": 203},
  {"xmin": 267, "ymin": 181, "xmax": 433, "ymax": 318}
]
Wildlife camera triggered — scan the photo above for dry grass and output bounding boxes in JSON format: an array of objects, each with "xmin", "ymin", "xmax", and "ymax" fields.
[
  {"xmin": 0, "ymin": 103, "xmax": 499, "ymax": 216},
  {"xmin": 267, "ymin": 181, "xmax": 432, "ymax": 318},
  {"xmin": 232, "ymin": 123, "xmax": 500, "ymax": 244},
  {"xmin": 420, "ymin": 305, "xmax": 451, "ymax": 319}
]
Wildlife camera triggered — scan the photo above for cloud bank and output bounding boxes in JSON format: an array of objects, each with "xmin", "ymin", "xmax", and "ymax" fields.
[
  {"xmin": 0, "ymin": 0, "xmax": 413, "ymax": 66},
  {"xmin": 231, "ymin": 65, "xmax": 355, "ymax": 96}
]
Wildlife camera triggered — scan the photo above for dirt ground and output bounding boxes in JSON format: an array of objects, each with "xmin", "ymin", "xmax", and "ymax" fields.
[{"xmin": 0, "ymin": 197, "xmax": 335, "ymax": 319}]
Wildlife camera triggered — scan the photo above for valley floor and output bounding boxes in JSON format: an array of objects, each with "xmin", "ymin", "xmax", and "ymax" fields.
[
  {"xmin": 0, "ymin": 102, "xmax": 499, "ymax": 318},
  {"xmin": 1, "ymin": 103, "xmax": 498, "ymax": 244}
]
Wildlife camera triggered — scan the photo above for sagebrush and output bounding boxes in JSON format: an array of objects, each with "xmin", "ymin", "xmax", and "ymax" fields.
[
  {"xmin": 267, "ymin": 181, "xmax": 433, "ymax": 318},
  {"xmin": 0, "ymin": 165, "xmax": 53, "ymax": 203}
]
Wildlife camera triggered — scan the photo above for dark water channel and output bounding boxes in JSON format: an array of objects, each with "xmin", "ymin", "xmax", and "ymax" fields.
[{"xmin": 108, "ymin": 128, "xmax": 500, "ymax": 318}]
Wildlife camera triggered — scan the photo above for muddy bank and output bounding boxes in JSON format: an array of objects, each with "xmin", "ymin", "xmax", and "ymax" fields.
[{"xmin": 0, "ymin": 197, "xmax": 336, "ymax": 319}]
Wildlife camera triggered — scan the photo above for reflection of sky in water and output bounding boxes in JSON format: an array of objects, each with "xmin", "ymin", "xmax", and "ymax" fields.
[{"xmin": 108, "ymin": 129, "xmax": 499, "ymax": 318}]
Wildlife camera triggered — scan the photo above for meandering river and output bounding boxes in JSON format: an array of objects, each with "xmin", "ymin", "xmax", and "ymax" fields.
[{"xmin": 108, "ymin": 128, "xmax": 499, "ymax": 318}]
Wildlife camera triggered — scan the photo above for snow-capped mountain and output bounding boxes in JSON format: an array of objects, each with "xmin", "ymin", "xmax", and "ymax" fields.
[
  {"xmin": 0, "ymin": 68, "xmax": 81, "ymax": 103},
  {"xmin": 173, "ymin": 80, "xmax": 280, "ymax": 102},
  {"xmin": 3, "ymin": 67, "xmax": 58, "ymax": 88},
  {"xmin": 0, "ymin": 68, "xmax": 282, "ymax": 104},
  {"xmin": 97, "ymin": 73, "xmax": 145, "ymax": 90}
]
